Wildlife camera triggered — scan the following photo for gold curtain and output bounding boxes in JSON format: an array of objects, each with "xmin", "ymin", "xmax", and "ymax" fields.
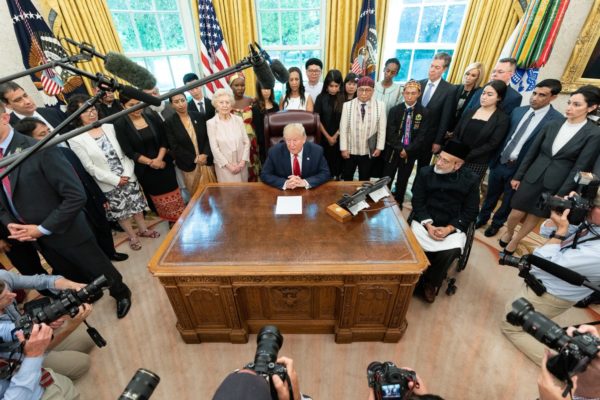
[
  {"xmin": 40, "ymin": 0, "xmax": 124, "ymax": 94},
  {"xmin": 324, "ymin": 0, "xmax": 389, "ymax": 76},
  {"xmin": 191, "ymin": 0, "xmax": 258, "ymax": 97},
  {"xmin": 447, "ymin": 0, "xmax": 524, "ymax": 83}
]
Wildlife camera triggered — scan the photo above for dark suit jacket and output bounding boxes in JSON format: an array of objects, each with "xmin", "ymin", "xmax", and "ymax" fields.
[
  {"xmin": 260, "ymin": 142, "xmax": 330, "ymax": 189},
  {"xmin": 113, "ymin": 112, "xmax": 171, "ymax": 182},
  {"xmin": 187, "ymin": 98, "xmax": 215, "ymax": 121},
  {"xmin": 385, "ymin": 102, "xmax": 429, "ymax": 157},
  {"xmin": 418, "ymin": 79, "xmax": 456, "ymax": 146},
  {"xmin": 455, "ymin": 107, "xmax": 510, "ymax": 164},
  {"xmin": 466, "ymin": 86, "xmax": 523, "ymax": 116},
  {"xmin": 9, "ymin": 107, "xmax": 67, "ymax": 131},
  {"xmin": 164, "ymin": 111, "xmax": 213, "ymax": 172},
  {"xmin": 449, "ymin": 84, "xmax": 479, "ymax": 131},
  {"xmin": 489, "ymin": 105, "xmax": 564, "ymax": 169},
  {"xmin": 0, "ymin": 132, "xmax": 91, "ymax": 248},
  {"xmin": 411, "ymin": 165, "xmax": 480, "ymax": 232},
  {"xmin": 513, "ymin": 120, "xmax": 600, "ymax": 195}
]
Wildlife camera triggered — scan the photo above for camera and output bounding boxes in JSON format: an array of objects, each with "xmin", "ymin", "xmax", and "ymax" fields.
[
  {"xmin": 244, "ymin": 325, "xmax": 290, "ymax": 400},
  {"xmin": 507, "ymin": 298, "xmax": 599, "ymax": 382},
  {"xmin": 537, "ymin": 171, "xmax": 600, "ymax": 225},
  {"xmin": 14, "ymin": 275, "xmax": 108, "ymax": 342},
  {"xmin": 367, "ymin": 361, "xmax": 417, "ymax": 400},
  {"xmin": 118, "ymin": 368, "xmax": 160, "ymax": 400}
]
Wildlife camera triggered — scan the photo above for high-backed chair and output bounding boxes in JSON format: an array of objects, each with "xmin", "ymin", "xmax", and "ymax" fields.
[{"xmin": 263, "ymin": 110, "xmax": 321, "ymax": 150}]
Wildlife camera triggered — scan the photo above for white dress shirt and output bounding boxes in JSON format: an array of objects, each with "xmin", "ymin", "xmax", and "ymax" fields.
[
  {"xmin": 552, "ymin": 119, "xmax": 587, "ymax": 156},
  {"xmin": 282, "ymin": 149, "xmax": 309, "ymax": 190},
  {"xmin": 507, "ymin": 104, "xmax": 551, "ymax": 160}
]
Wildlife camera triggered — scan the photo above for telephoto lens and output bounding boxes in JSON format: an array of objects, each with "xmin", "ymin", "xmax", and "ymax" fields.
[{"xmin": 118, "ymin": 369, "xmax": 160, "ymax": 400}]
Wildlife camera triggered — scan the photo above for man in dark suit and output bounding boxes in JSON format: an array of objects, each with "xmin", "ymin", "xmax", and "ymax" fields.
[
  {"xmin": 411, "ymin": 140, "xmax": 479, "ymax": 303},
  {"xmin": 261, "ymin": 123, "xmax": 330, "ymax": 190},
  {"xmin": 476, "ymin": 79, "xmax": 564, "ymax": 237},
  {"xmin": 0, "ymin": 103, "xmax": 132, "ymax": 318},
  {"xmin": 183, "ymin": 73, "xmax": 215, "ymax": 121},
  {"xmin": 417, "ymin": 52, "xmax": 456, "ymax": 171},
  {"xmin": 0, "ymin": 81, "xmax": 67, "ymax": 130},
  {"xmin": 465, "ymin": 58, "xmax": 523, "ymax": 115},
  {"xmin": 382, "ymin": 80, "xmax": 429, "ymax": 207}
]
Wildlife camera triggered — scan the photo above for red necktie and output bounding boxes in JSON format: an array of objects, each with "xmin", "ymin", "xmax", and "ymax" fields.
[
  {"xmin": 293, "ymin": 154, "xmax": 301, "ymax": 176},
  {"xmin": 0, "ymin": 149, "xmax": 12, "ymax": 198}
]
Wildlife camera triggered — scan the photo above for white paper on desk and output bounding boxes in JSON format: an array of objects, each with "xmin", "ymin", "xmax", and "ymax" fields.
[
  {"xmin": 275, "ymin": 196, "xmax": 303, "ymax": 214},
  {"xmin": 348, "ymin": 200, "xmax": 369, "ymax": 215},
  {"xmin": 368, "ymin": 186, "xmax": 391, "ymax": 203}
]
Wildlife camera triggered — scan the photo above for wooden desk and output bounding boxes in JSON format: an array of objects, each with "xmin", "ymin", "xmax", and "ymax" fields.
[{"xmin": 149, "ymin": 182, "xmax": 428, "ymax": 343}]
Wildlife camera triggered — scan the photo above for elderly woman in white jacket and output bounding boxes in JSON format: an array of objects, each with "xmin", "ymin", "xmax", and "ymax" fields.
[{"xmin": 67, "ymin": 95, "xmax": 157, "ymax": 251}]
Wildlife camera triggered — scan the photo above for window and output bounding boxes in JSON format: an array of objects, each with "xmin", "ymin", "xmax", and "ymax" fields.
[
  {"xmin": 382, "ymin": 0, "xmax": 468, "ymax": 83},
  {"xmin": 107, "ymin": 0, "xmax": 199, "ymax": 92},
  {"xmin": 255, "ymin": 0, "xmax": 325, "ymax": 100}
]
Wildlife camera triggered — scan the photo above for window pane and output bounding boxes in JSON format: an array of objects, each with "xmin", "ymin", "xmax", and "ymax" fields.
[
  {"xmin": 397, "ymin": 7, "xmax": 420, "ymax": 43},
  {"xmin": 129, "ymin": 0, "xmax": 153, "ymax": 11},
  {"xmin": 107, "ymin": 0, "xmax": 126, "ymax": 10},
  {"xmin": 281, "ymin": 50, "xmax": 303, "ymax": 71},
  {"xmin": 259, "ymin": 12, "xmax": 280, "ymax": 45},
  {"xmin": 300, "ymin": 10, "xmax": 320, "ymax": 46},
  {"xmin": 404, "ymin": 0, "xmax": 422, "ymax": 3},
  {"xmin": 146, "ymin": 56, "xmax": 173, "ymax": 89},
  {"xmin": 158, "ymin": 14, "xmax": 186, "ymax": 50},
  {"xmin": 411, "ymin": 49, "xmax": 435, "ymax": 80},
  {"xmin": 281, "ymin": 0, "xmax": 298, "ymax": 7},
  {"xmin": 112, "ymin": 13, "xmax": 141, "ymax": 52},
  {"xmin": 441, "ymin": 5, "xmax": 465, "ymax": 43},
  {"xmin": 134, "ymin": 14, "xmax": 162, "ymax": 51},
  {"xmin": 281, "ymin": 12, "xmax": 300, "ymax": 45},
  {"xmin": 257, "ymin": 0, "xmax": 279, "ymax": 9},
  {"xmin": 155, "ymin": 0, "xmax": 177, "ymax": 11},
  {"xmin": 438, "ymin": 49, "xmax": 454, "ymax": 80},
  {"xmin": 394, "ymin": 49, "xmax": 412, "ymax": 82},
  {"xmin": 418, "ymin": 6, "xmax": 444, "ymax": 43},
  {"xmin": 301, "ymin": 0, "xmax": 320, "ymax": 7},
  {"xmin": 169, "ymin": 55, "xmax": 193, "ymax": 90}
]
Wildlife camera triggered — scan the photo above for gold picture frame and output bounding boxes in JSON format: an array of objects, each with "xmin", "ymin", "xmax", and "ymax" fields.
[{"xmin": 561, "ymin": 0, "xmax": 600, "ymax": 93}]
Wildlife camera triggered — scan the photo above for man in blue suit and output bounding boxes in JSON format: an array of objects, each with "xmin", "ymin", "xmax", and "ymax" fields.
[
  {"xmin": 476, "ymin": 79, "xmax": 564, "ymax": 236},
  {"xmin": 261, "ymin": 123, "xmax": 331, "ymax": 190},
  {"xmin": 465, "ymin": 58, "xmax": 523, "ymax": 115}
]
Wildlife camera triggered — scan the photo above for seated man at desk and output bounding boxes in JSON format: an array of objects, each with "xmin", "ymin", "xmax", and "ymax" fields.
[
  {"xmin": 261, "ymin": 123, "xmax": 330, "ymax": 190},
  {"xmin": 411, "ymin": 140, "xmax": 479, "ymax": 303}
]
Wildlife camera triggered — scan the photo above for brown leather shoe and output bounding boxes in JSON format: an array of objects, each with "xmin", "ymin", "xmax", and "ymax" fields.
[{"xmin": 423, "ymin": 283, "xmax": 437, "ymax": 303}]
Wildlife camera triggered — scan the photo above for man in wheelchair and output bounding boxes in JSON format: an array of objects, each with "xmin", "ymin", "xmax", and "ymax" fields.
[{"xmin": 410, "ymin": 140, "xmax": 480, "ymax": 303}]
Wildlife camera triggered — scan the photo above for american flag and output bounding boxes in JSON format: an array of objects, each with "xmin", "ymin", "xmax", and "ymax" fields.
[
  {"xmin": 198, "ymin": 0, "xmax": 231, "ymax": 98},
  {"xmin": 350, "ymin": 0, "xmax": 378, "ymax": 79}
]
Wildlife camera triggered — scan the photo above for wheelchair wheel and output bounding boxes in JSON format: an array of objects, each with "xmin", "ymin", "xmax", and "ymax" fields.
[
  {"xmin": 446, "ymin": 281, "xmax": 457, "ymax": 296},
  {"xmin": 457, "ymin": 223, "xmax": 475, "ymax": 271}
]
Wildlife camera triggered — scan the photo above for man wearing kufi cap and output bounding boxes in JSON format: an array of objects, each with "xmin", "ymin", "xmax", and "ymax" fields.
[
  {"xmin": 339, "ymin": 76, "xmax": 387, "ymax": 181},
  {"xmin": 501, "ymin": 179, "xmax": 600, "ymax": 365},
  {"xmin": 410, "ymin": 140, "xmax": 479, "ymax": 303}
]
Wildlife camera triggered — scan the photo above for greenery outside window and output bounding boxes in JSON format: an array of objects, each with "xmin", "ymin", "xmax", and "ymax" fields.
[
  {"xmin": 107, "ymin": 0, "xmax": 199, "ymax": 92},
  {"xmin": 382, "ymin": 0, "xmax": 468, "ymax": 83}
]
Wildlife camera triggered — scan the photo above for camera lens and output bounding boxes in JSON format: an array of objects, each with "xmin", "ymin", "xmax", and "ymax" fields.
[
  {"xmin": 118, "ymin": 368, "xmax": 160, "ymax": 400},
  {"xmin": 253, "ymin": 325, "xmax": 283, "ymax": 374},
  {"xmin": 507, "ymin": 298, "xmax": 569, "ymax": 348}
]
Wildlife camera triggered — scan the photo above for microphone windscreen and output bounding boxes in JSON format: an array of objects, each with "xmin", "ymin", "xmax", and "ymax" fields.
[
  {"xmin": 104, "ymin": 52, "xmax": 157, "ymax": 90},
  {"xmin": 270, "ymin": 59, "xmax": 289, "ymax": 84},
  {"xmin": 119, "ymin": 85, "xmax": 162, "ymax": 107},
  {"xmin": 526, "ymin": 254, "xmax": 586, "ymax": 286},
  {"xmin": 253, "ymin": 59, "xmax": 275, "ymax": 90}
]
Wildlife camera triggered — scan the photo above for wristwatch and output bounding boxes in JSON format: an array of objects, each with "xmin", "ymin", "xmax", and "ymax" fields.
[{"xmin": 549, "ymin": 231, "xmax": 567, "ymax": 240}]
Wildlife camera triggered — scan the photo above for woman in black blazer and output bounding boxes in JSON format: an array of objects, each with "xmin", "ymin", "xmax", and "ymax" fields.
[
  {"xmin": 455, "ymin": 80, "xmax": 510, "ymax": 182},
  {"xmin": 164, "ymin": 93, "xmax": 216, "ymax": 197},
  {"xmin": 501, "ymin": 85, "xmax": 600, "ymax": 254},
  {"xmin": 114, "ymin": 93, "xmax": 185, "ymax": 223},
  {"xmin": 449, "ymin": 62, "xmax": 485, "ymax": 132}
]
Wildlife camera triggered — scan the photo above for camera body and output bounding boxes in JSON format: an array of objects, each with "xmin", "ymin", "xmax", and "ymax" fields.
[
  {"xmin": 507, "ymin": 297, "xmax": 599, "ymax": 381},
  {"xmin": 537, "ymin": 172, "xmax": 600, "ymax": 225},
  {"xmin": 244, "ymin": 325, "xmax": 289, "ymax": 400},
  {"xmin": 14, "ymin": 275, "xmax": 108, "ymax": 337},
  {"xmin": 367, "ymin": 361, "xmax": 417, "ymax": 400}
]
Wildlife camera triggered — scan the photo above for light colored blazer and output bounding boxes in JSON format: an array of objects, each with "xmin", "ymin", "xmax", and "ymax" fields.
[{"xmin": 68, "ymin": 123, "xmax": 136, "ymax": 193}]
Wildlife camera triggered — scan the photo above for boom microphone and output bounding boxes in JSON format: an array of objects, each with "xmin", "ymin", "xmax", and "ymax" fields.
[
  {"xmin": 104, "ymin": 53, "xmax": 157, "ymax": 90},
  {"xmin": 249, "ymin": 44, "xmax": 275, "ymax": 90},
  {"xmin": 526, "ymin": 254, "xmax": 586, "ymax": 286},
  {"xmin": 119, "ymin": 85, "xmax": 162, "ymax": 107},
  {"xmin": 270, "ymin": 59, "xmax": 289, "ymax": 83}
]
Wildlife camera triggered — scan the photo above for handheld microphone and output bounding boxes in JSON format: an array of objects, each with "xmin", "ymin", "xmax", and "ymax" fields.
[
  {"xmin": 249, "ymin": 44, "xmax": 275, "ymax": 90},
  {"xmin": 61, "ymin": 37, "xmax": 157, "ymax": 90},
  {"xmin": 253, "ymin": 42, "xmax": 289, "ymax": 83},
  {"xmin": 525, "ymin": 254, "xmax": 586, "ymax": 286}
]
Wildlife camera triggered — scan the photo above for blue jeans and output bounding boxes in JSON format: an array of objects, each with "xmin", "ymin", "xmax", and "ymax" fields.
[{"xmin": 478, "ymin": 162, "xmax": 517, "ymax": 227}]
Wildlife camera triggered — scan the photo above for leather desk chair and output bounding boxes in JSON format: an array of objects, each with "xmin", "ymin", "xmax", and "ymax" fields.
[{"xmin": 263, "ymin": 110, "xmax": 321, "ymax": 150}]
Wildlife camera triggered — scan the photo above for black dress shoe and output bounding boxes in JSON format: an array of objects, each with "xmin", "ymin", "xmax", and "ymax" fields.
[
  {"xmin": 110, "ymin": 252, "xmax": 129, "ymax": 262},
  {"xmin": 574, "ymin": 292, "xmax": 600, "ymax": 308},
  {"xmin": 116, "ymin": 297, "xmax": 132, "ymax": 319},
  {"xmin": 484, "ymin": 225, "xmax": 500, "ymax": 237},
  {"xmin": 474, "ymin": 219, "xmax": 486, "ymax": 229}
]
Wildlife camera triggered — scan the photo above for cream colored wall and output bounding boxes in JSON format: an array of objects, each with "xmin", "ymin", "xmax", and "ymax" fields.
[{"xmin": 529, "ymin": 0, "xmax": 594, "ymax": 113}]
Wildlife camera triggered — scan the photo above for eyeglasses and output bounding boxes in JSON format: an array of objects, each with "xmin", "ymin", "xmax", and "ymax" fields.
[
  {"xmin": 82, "ymin": 107, "xmax": 98, "ymax": 115},
  {"xmin": 491, "ymin": 69, "xmax": 507, "ymax": 74},
  {"xmin": 358, "ymin": 88, "xmax": 373, "ymax": 92},
  {"xmin": 307, "ymin": 68, "xmax": 321, "ymax": 73}
]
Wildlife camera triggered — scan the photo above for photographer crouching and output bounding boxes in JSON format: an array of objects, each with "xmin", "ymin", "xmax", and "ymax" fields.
[{"xmin": 501, "ymin": 175, "xmax": 600, "ymax": 366}]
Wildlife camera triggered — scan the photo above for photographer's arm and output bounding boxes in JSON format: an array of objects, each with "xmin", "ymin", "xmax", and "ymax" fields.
[
  {"xmin": 538, "ymin": 350, "xmax": 578, "ymax": 400},
  {"xmin": 47, "ymin": 304, "xmax": 92, "ymax": 351},
  {"xmin": 567, "ymin": 325, "xmax": 600, "ymax": 399},
  {"xmin": 543, "ymin": 210, "xmax": 571, "ymax": 246},
  {"xmin": 272, "ymin": 357, "xmax": 302, "ymax": 400}
]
